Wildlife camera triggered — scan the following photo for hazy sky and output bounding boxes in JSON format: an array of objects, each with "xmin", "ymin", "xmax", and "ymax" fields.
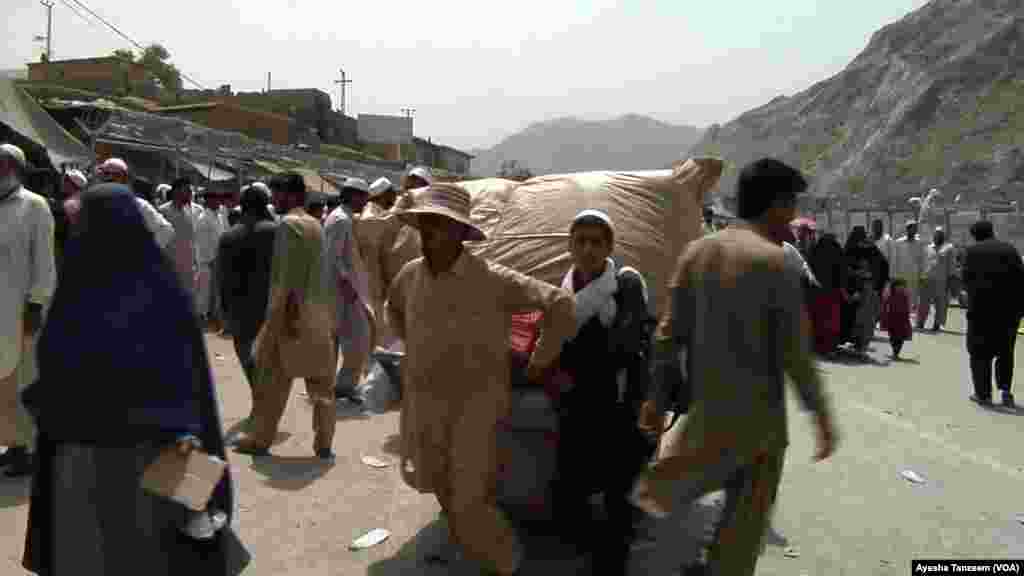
[{"xmin": 5, "ymin": 0, "xmax": 930, "ymax": 151}]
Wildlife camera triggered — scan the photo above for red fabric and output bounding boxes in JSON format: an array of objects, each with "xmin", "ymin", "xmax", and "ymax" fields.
[
  {"xmin": 879, "ymin": 288, "xmax": 889, "ymax": 331},
  {"xmin": 883, "ymin": 287, "xmax": 913, "ymax": 341},
  {"xmin": 509, "ymin": 311, "xmax": 544, "ymax": 355},
  {"xmin": 809, "ymin": 290, "xmax": 842, "ymax": 354}
]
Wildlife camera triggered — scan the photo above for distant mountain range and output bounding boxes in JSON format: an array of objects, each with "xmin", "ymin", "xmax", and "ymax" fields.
[
  {"xmin": 689, "ymin": 0, "xmax": 1024, "ymax": 205},
  {"xmin": 469, "ymin": 114, "xmax": 702, "ymax": 176}
]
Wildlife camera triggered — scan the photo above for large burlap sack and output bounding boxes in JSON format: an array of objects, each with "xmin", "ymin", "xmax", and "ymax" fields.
[
  {"xmin": 470, "ymin": 158, "xmax": 723, "ymax": 314},
  {"xmin": 356, "ymin": 159, "xmax": 723, "ymax": 324}
]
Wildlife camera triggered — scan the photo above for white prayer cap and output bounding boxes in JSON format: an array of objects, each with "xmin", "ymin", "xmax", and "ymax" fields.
[
  {"xmin": 407, "ymin": 166, "xmax": 433, "ymax": 186},
  {"xmin": 65, "ymin": 169, "xmax": 88, "ymax": 189},
  {"xmin": 342, "ymin": 177, "xmax": 369, "ymax": 194},
  {"xmin": 155, "ymin": 183, "xmax": 171, "ymax": 195},
  {"xmin": 0, "ymin": 143, "xmax": 26, "ymax": 168},
  {"xmin": 250, "ymin": 182, "xmax": 270, "ymax": 196},
  {"xmin": 99, "ymin": 157, "xmax": 129, "ymax": 175},
  {"xmin": 571, "ymin": 209, "xmax": 615, "ymax": 235},
  {"xmin": 369, "ymin": 177, "xmax": 394, "ymax": 197}
]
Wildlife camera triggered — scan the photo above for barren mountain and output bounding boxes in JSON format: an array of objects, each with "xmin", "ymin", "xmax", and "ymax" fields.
[
  {"xmin": 470, "ymin": 114, "xmax": 702, "ymax": 177},
  {"xmin": 691, "ymin": 0, "xmax": 1024, "ymax": 206}
]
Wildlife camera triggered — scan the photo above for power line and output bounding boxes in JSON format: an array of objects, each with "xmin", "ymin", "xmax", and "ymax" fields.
[{"xmin": 59, "ymin": 0, "xmax": 207, "ymax": 90}]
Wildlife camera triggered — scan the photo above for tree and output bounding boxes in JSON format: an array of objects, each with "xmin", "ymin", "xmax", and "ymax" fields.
[
  {"xmin": 140, "ymin": 44, "xmax": 183, "ymax": 93},
  {"xmin": 112, "ymin": 49, "xmax": 135, "ymax": 63},
  {"xmin": 114, "ymin": 44, "xmax": 183, "ymax": 93},
  {"xmin": 497, "ymin": 160, "xmax": 533, "ymax": 181}
]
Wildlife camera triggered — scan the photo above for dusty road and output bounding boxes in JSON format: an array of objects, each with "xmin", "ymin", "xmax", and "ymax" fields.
[{"xmin": 2, "ymin": 306, "xmax": 1023, "ymax": 575}]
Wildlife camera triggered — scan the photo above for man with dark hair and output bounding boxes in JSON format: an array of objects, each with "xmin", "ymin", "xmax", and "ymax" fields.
[
  {"xmin": 235, "ymin": 172, "xmax": 338, "ymax": 460},
  {"xmin": 636, "ymin": 158, "xmax": 837, "ymax": 576},
  {"xmin": 963, "ymin": 220, "xmax": 1024, "ymax": 407},
  {"xmin": 217, "ymin": 184, "xmax": 278, "ymax": 421}
]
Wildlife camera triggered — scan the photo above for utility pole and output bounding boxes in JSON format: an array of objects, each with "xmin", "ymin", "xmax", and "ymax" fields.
[
  {"xmin": 401, "ymin": 108, "xmax": 416, "ymax": 119},
  {"xmin": 40, "ymin": 1, "xmax": 54, "ymax": 61},
  {"xmin": 334, "ymin": 68, "xmax": 352, "ymax": 117}
]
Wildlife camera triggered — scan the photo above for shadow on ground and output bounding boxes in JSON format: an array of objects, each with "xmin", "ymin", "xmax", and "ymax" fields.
[
  {"xmin": 222, "ymin": 420, "xmax": 291, "ymax": 447},
  {"xmin": 366, "ymin": 498, "xmax": 741, "ymax": 575},
  {"xmin": 248, "ymin": 455, "xmax": 332, "ymax": 491},
  {"xmin": 0, "ymin": 477, "xmax": 30, "ymax": 508}
]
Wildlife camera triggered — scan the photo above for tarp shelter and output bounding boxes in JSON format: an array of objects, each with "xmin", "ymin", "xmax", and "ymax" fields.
[
  {"xmin": 185, "ymin": 159, "xmax": 236, "ymax": 182},
  {"xmin": 0, "ymin": 77, "xmax": 94, "ymax": 170}
]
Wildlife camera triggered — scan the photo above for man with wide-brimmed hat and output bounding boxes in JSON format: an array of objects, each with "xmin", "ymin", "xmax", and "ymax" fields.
[
  {"xmin": 324, "ymin": 177, "xmax": 373, "ymax": 403},
  {"xmin": 0, "ymin": 143, "xmax": 56, "ymax": 477},
  {"xmin": 386, "ymin": 182, "xmax": 576, "ymax": 575}
]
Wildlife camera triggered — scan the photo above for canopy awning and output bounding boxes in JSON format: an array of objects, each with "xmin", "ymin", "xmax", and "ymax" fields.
[
  {"xmin": 295, "ymin": 168, "xmax": 341, "ymax": 197},
  {"xmin": 0, "ymin": 77, "xmax": 94, "ymax": 169}
]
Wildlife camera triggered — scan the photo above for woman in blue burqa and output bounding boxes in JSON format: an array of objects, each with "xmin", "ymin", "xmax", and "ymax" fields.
[{"xmin": 20, "ymin": 183, "xmax": 248, "ymax": 575}]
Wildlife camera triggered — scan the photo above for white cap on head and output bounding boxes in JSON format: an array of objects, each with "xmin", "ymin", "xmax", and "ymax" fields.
[
  {"xmin": 99, "ymin": 157, "xmax": 129, "ymax": 175},
  {"xmin": 407, "ymin": 166, "xmax": 433, "ymax": 186},
  {"xmin": 250, "ymin": 182, "xmax": 270, "ymax": 196},
  {"xmin": 342, "ymin": 177, "xmax": 369, "ymax": 194},
  {"xmin": 155, "ymin": 183, "xmax": 171, "ymax": 195},
  {"xmin": 572, "ymin": 208, "xmax": 615, "ymax": 235},
  {"xmin": 369, "ymin": 177, "xmax": 394, "ymax": 197},
  {"xmin": 65, "ymin": 169, "xmax": 88, "ymax": 189},
  {"xmin": 0, "ymin": 143, "xmax": 27, "ymax": 168}
]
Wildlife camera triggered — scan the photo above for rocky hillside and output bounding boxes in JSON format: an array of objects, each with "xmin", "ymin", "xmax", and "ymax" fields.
[
  {"xmin": 470, "ymin": 114, "xmax": 702, "ymax": 176},
  {"xmin": 691, "ymin": 0, "xmax": 1024, "ymax": 206}
]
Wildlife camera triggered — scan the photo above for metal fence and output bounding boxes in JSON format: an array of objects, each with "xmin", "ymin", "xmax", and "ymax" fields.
[{"xmin": 806, "ymin": 208, "xmax": 1024, "ymax": 251}]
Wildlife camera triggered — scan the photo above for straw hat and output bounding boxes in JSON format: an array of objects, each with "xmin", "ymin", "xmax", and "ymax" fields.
[{"xmin": 397, "ymin": 183, "xmax": 486, "ymax": 241}]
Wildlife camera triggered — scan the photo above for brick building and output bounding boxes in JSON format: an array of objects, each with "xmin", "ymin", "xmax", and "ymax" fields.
[
  {"xmin": 27, "ymin": 56, "xmax": 155, "ymax": 97},
  {"xmin": 153, "ymin": 101, "xmax": 297, "ymax": 146}
]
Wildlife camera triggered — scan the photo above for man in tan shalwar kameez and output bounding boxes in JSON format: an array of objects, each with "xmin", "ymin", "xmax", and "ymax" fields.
[
  {"xmin": 634, "ymin": 159, "xmax": 838, "ymax": 576},
  {"xmin": 386, "ymin": 183, "xmax": 575, "ymax": 576},
  {"xmin": 234, "ymin": 172, "xmax": 338, "ymax": 460}
]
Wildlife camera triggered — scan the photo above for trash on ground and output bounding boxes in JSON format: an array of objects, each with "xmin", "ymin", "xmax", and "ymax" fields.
[
  {"xmin": 783, "ymin": 546, "xmax": 800, "ymax": 558},
  {"xmin": 901, "ymin": 469, "xmax": 926, "ymax": 484},
  {"xmin": 361, "ymin": 455, "xmax": 391, "ymax": 468},
  {"xmin": 350, "ymin": 528, "xmax": 390, "ymax": 550}
]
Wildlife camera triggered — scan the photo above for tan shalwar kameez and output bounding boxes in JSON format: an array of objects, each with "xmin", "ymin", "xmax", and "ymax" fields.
[
  {"xmin": 385, "ymin": 251, "xmax": 575, "ymax": 575},
  {"xmin": 635, "ymin": 223, "xmax": 830, "ymax": 576},
  {"xmin": 243, "ymin": 207, "xmax": 337, "ymax": 454}
]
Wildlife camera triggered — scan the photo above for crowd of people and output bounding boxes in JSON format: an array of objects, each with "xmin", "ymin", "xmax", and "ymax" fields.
[{"xmin": 1, "ymin": 139, "xmax": 1022, "ymax": 575}]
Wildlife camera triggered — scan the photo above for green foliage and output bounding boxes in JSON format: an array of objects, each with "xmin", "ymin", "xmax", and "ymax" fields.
[
  {"xmin": 798, "ymin": 125, "xmax": 848, "ymax": 176},
  {"xmin": 112, "ymin": 49, "xmax": 135, "ymax": 63},
  {"xmin": 114, "ymin": 44, "xmax": 182, "ymax": 93}
]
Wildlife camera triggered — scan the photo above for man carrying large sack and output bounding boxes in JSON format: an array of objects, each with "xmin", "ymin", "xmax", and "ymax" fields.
[{"xmin": 385, "ymin": 183, "xmax": 575, "ymax": 575}]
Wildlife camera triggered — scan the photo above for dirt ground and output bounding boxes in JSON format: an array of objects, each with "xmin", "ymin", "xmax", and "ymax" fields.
[{"xmin": 2, "ymin": 306, "xmax": 1023, "ymax": 575}]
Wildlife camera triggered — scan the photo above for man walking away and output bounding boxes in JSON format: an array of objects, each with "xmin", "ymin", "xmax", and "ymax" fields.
[
  {"xmin": 234, "ymin": 173, "xmax": 338, "ymax": 460},
  {"xmin": 963, "ymin": 220, "xmax": 1024, "ymax": 408},
  {"xmin": 917, "ymin": 227, "xmax": 955, "ymax": 332},
  {"xmin": 635, "ymin": 158, "xmax": 837, "ymax": 576},
  {"xmin": 0, "ymin": 144, "xmax": 56, "ymax": 478},
  {"xmin": 552, "ymin": 209, "xmax": 657, "ymax": 576},
  {"xmin": 218, "ymin": 184, "xmax": 278, "ymax": 422},
  {"xmin": 324, "ymin": 178, "xmax": 373, "ymax": 404}
]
